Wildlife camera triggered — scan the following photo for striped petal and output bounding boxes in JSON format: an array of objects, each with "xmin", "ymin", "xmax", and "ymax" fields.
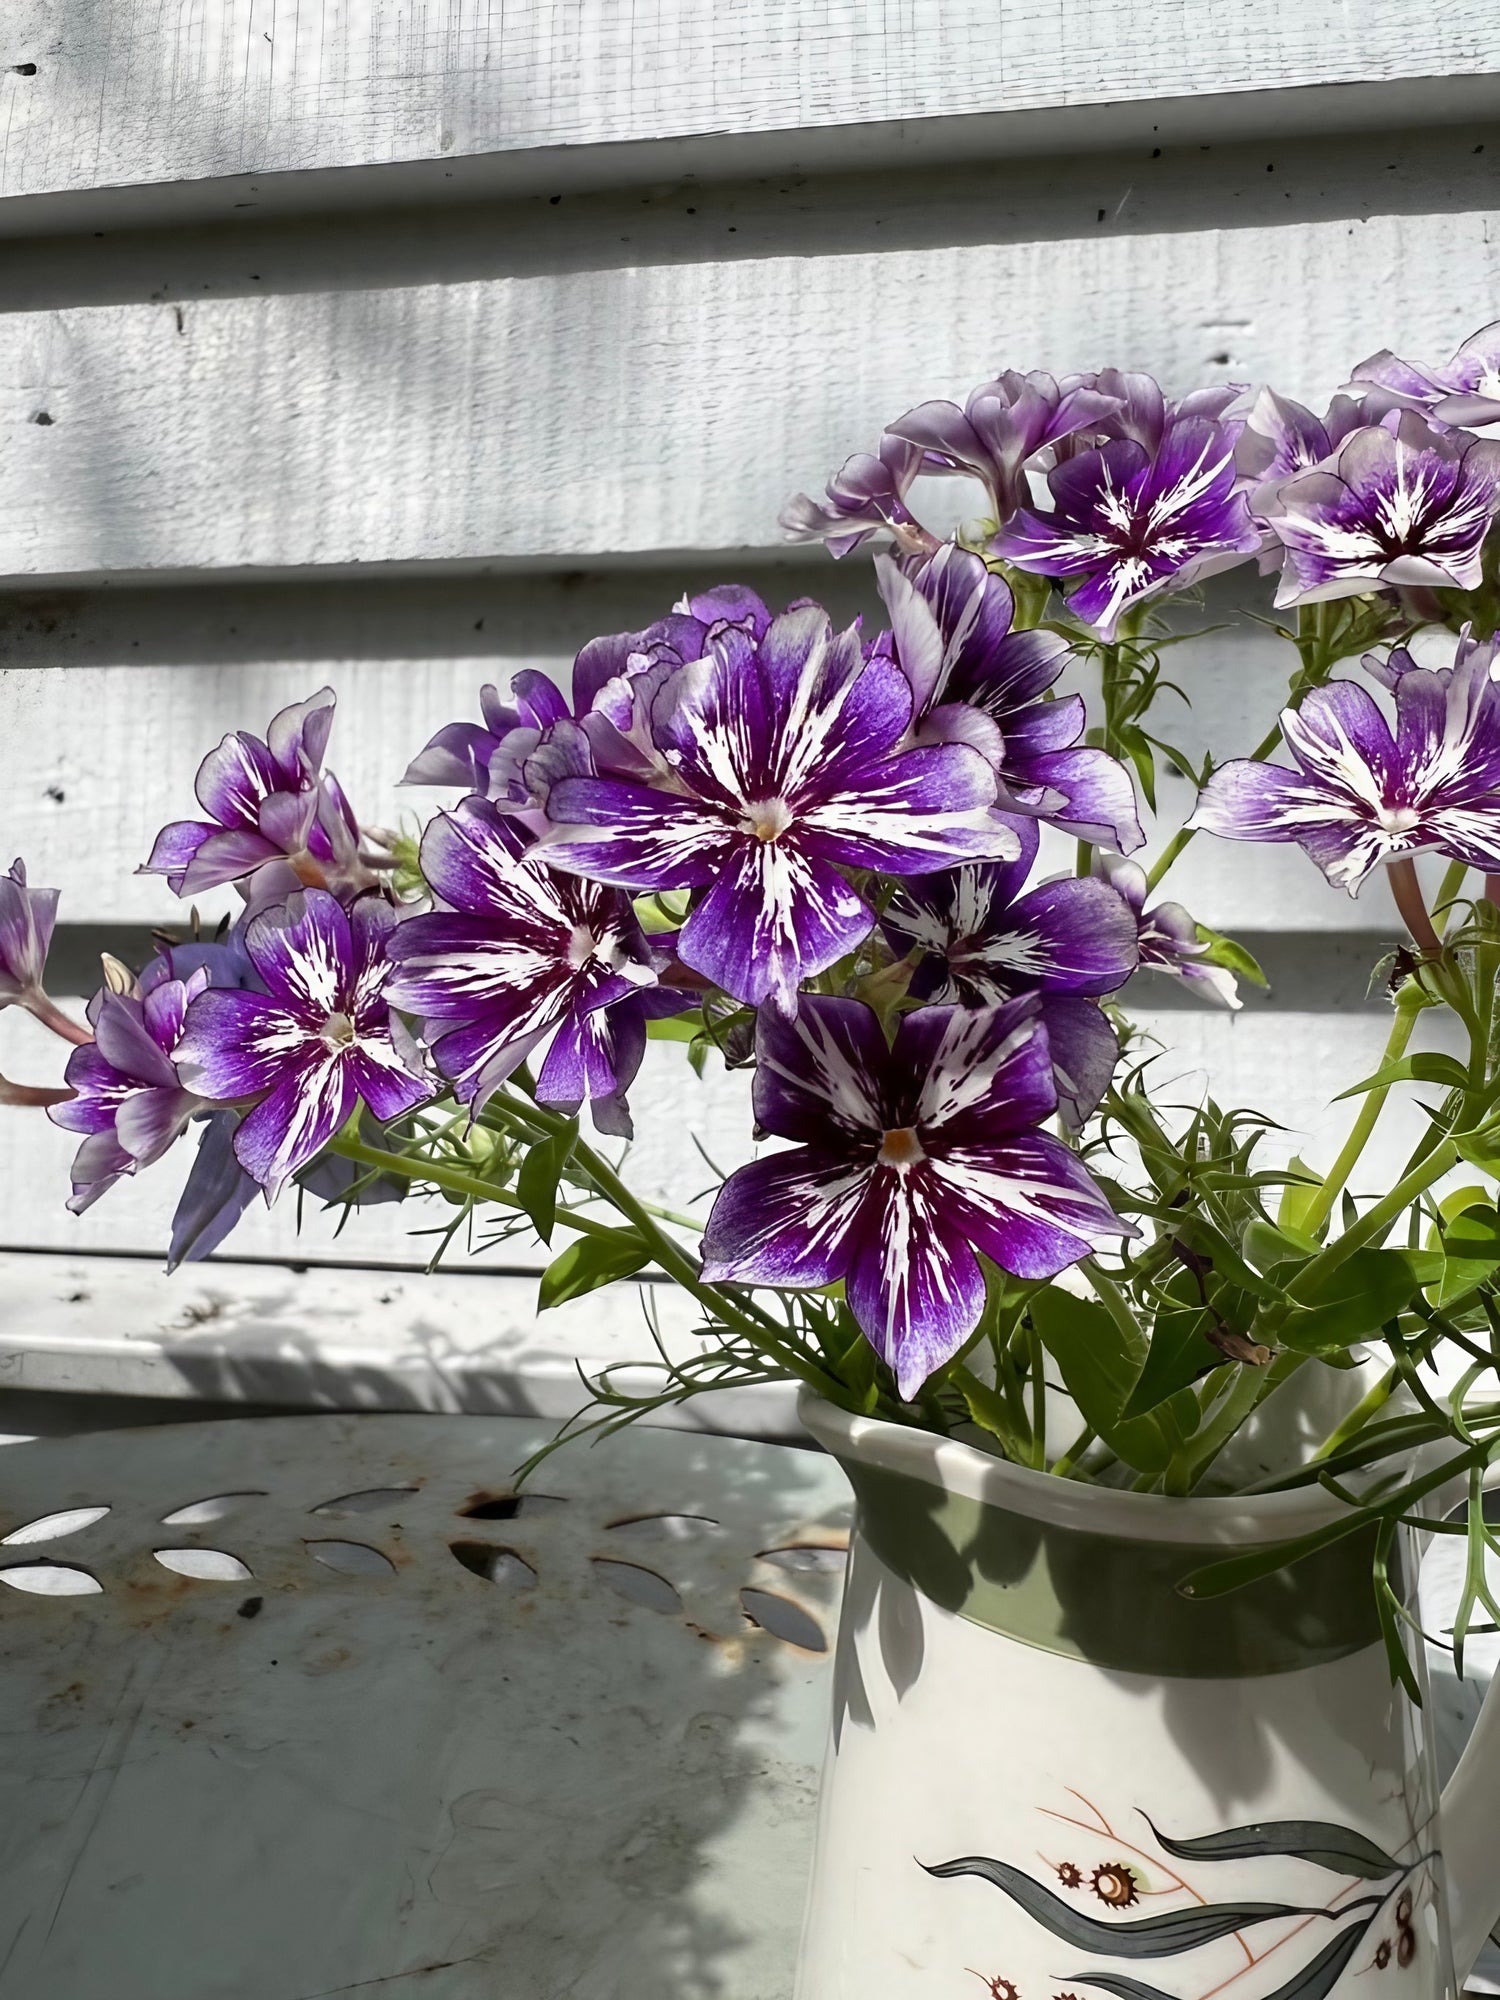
[
  {"xmin": 232, "ymin": 1051, "xmax": 358, "ymax": 1201},
  {"xmin": 677, "ymin": 841, "xmax": 872, "ymax": 1015},
  {"xmin": 752, "ymin": 996, "xmax": 888, "ymax": 1145},
  {"xmin": 700, "ymin": 1148, "xmax": 871, "ymax": 1290},
  {"xmin": 843, "ymin": 1170, "xmax": 987, "ymax": 1399}
]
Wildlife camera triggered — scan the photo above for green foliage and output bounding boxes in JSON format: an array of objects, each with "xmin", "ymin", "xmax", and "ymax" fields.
[{"xmin": 538, "ymin": 1228, "xmax": 653, "ymax": 1309}]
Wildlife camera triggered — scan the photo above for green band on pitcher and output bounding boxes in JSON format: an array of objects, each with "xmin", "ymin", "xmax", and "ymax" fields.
[{"xmin": 838, "ymin": 1459, "xmax": 1383, "ymax": 1677}]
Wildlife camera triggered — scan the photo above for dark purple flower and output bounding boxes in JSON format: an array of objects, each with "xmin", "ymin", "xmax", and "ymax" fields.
[
  {"xmin": 883, "ymin": 371, "xmax": 1126, "ymax": 526},
  {"xmin": 993, "ymin": 416, "xmax": 1261, "ymax": 639},
  {"xmin": 879, "ymin": 546, "xmax": 1145, "ymax": 852},
  {"xmin": 1191, "ymin": 637, "xmax": 1500, "ymax": 892},
  {"xmin": 0, "ymin": 857, "xmax": 59, "ymax": 1010},
  {"xmin": 175, "ymin": 891, "xmax": 431, "ymax": 1198},
  {"xmin": 48, "ymin": 970, "xmax": 215, "ymax": 1213},
  {"xmin": 780, "ymin": 435, "xmax": 930, "ymax": 558},
  {"xmin": 401, "ymin": 674, "xmax": 571, "ymax": 797},
  {"xmin": 883, "ymin": 816, "xmax": 1137, "ymax": 1124},
  {"xmin": 541, "ymin": 603, "xmax": 1016, "ymax": 1015},
  {"xmin": 142, "ymin": 688, "xmax": 374, "ymax": 904},
  {"xmin": 1095, "ymin": 855, "xmax": 1240, "ymax": 1009},
  {"xmin": 384, "ymin": 796, "xmax": 681, "ymax": 1137},
  {"xmin": 1263, "ymin": 413, "xmax": 1500, "ymax": 606},
  {"xmin": 700, "ymin": 993, "xmax": 1132, "ymax": 1398},
  {"xmin": 1348, "ymin": 321, "xmax": 1500, "ymax": 429}
]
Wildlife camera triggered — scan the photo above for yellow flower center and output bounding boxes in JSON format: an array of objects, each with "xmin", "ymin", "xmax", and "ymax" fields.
[
  {"xmin": 877, "ymin": 1126, "xmax": 924, "ymax": 1168},
  {"xmin": 321, "ymin": 1010, "xmax": 357, "ymax": 1049},
  {"xmin": 742, "ymin": 798, "xmax": 793, "ymax": 843}
]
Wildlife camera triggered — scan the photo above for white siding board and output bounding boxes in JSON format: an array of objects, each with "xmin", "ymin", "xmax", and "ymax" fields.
[
  {"xmin": 2, "ymin": 215, "xmax": 1500, "ymax": 581},
  {"xmin": 5, "ymin": 2, "xmax": 1500, "ymax": 204}
]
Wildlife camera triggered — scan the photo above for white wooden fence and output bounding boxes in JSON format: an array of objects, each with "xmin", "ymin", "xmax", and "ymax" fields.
[{"xmin": 0, "ymin": 4, "xmax": 1494, "ymax": 1421}]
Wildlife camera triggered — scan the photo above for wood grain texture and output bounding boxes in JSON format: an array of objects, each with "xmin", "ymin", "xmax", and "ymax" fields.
[
  {"xmin": 0, "ymin": 1249, "xmax": 799, "ymax": 1434},
  {"xmin": 5, "ymin": 2, "xmax": 1500, "ymax": 206},
  {"xmin": 2, "ymin": 211, "xmax": 1500, "ymax": 580}
]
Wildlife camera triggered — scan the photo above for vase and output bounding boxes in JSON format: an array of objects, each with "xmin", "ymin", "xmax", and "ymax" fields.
[{"xmin": 794, "ymin": 1393, "xmax": 1500, "ymax": 2000}]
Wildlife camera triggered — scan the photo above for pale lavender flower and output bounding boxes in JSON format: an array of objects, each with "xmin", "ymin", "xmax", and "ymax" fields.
[
  {"xmin": 0, "ymin": 858, "xmax": 59, "ymax": 1011},
  {"xmin": 176, "ymin": 891, "xmax": 431, "ymax": 1198},
  {"xmin": 541, "ymin": 603, "xmax": 1017, "ymax": 1015},
  {"xmin": 992, "ymin": 416, "xmax": 1261, "ymax": 640},
  {"xmin": 1348, "ymin": 320, "xmax": 1500, "ymax": 429},
  {"xmin": 1191, "ymin": 639, "xmax": 1500, "ymax": 892},
  {"xmin": 384, "ymin": 796, "xmax": 684, "ymax": 1137},
  {"xmin": 780, "ymin": 436, "xmax": 930, "ymax": 558},
  {"xmin": 883, "ymin": 815, "xmax": 1137, "ymax": 1125},
  {"xmin": 1234, "ymin": 387, "xmax": 1386, "ymax": 519},
  {"xmin": 1263, "ymin": 412, "xmax": 1500, "ymax": 607},
  {"xmin": 142, "ymin": 688, "xmax": 374, "ymax": 904},
  {"xmin": 877, "ymin": 546, "xmax": 1145, "ymax": 851},
  {"xmin": 1096, "ymin": 854, "xmax": 1241, "ymax": 1009},
  {"xmin": 883, "ymin": 371, "xmax": 1125, "ymax": 526},
  {"xmin": 700, "ymin": 993, "xmax": 1132, "ymax": 1398}
]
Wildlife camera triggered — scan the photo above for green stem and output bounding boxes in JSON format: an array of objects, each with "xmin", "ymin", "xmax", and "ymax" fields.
[
  {"xmin": 1307, "ymin": 1366, "xmax": 1398, "ymax": 1467},
  {"xmin": 1027, "ymin": 1326, "xmax": 1047, "ymax": 1470},
  {"xmin": 1298, "ymin": 987, "xmax": 1426, "ymax": 1237},
  {"xmin": 1170, "ymin": 1355, "xmax": 1292, "ymax": 1493},
  {"xmin": 329, "ymin": 1136, "xmax": 620, "ymax": 1240},
  {"xmin": 1049, "ymin": 1424, "xmax": 1097, "ymax": 1480}
]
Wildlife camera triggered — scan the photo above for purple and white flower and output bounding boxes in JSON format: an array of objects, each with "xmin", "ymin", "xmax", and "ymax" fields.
[
  {"xmin": 384, "ymin": 796, "xmax": 683, "ymax": 1136},
  {"xmin": 883, "ymin": 815, "xmax": 1138, "ymax": 1123},
  {"xmin": 879, "ymin": 546, "xmax": 1145, "ymax": 851},
  {"xmin": 700, "ymin": 993, "xmax": 1133, "ymax": 1398},
  {"xmin": 1234, "ymin": 387, "xmax": 1386, "ymax": 519},
  {"xmin": 541, "ymin": 603, "xmax": 1017, "ymax": 1015},
  {"xmin": 401, "ymin": 673, "xmax": 574, "ymax": 799},
  {"xmin": 1190, "ymin": 637, "xmax": 1500, "ymax": 892},
  {"xmin": 882, "ymin": 371, "xmax": 1126, "ymax": 527},
  {"xmin": 49, "ymin": 968, "xmax": 219, "ymax": 1213},
  {"xmin": 1096, "ymin": 854, "xmax": 1241, "ymax": 1009},
  {"xmin": 1347, "ymin": 320, "xmax": 1500, "ymax": 430},
  {"xmin": 992, "ymin": 416, "xmax": 1261, "ymax": 640},
  {"xmin": 1262, "ymin": 413, "xmax": 1500, "ymax": 606},
  {"xmin": 142, "ymin": 688, "xmax": 374, "ymax": 904},
  {"xmin": 780, "ymin": 436, "xmax": 931, "ymax": 558},
  {"xmin": 176, "ymin": 890, "xmax": 431, "ymax": 1198}
]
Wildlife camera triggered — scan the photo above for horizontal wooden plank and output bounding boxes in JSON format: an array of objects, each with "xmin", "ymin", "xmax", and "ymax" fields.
[
  {"xmin": 0, "ymin": 1249, "xmax": 800, "ymax": 1435},
  {"xmin": 5, "ymin": 2, "xmax": 1499, "ymax": 216},
  {"xmin": 0, "ymin": 568, "xmax": 1463, "ymax": 933},
  {"xmin": 0, "ymin": 1001, "xmax": 1463, "ymax": 1267}
]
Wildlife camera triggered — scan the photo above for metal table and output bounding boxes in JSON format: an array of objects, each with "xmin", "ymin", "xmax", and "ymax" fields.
[{"xmin": 0, "ymin": 1414, "xmax": 852, "ymax": 1999}]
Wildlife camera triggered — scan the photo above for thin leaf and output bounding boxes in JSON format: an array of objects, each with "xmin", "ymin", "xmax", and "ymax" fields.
[
  {"xmin": 537, "ymin": 1228, "xmax": 652, "ymax": 1310},
  {"xmin": 1334, "ymin": 1053, "xmax": 1469, "ymax": 1101},
  {"xmin": 1030, "ymin": 1290, "xmax": 1183, "ymax": 1477},
  {"xmin": 917, "ymin": 1856, "xmax": 1327, "ymax": 1956},
  {"xmin": 1142, "ymin": 1814, "xmax": 1399, "ymax": 1878},
  {"xmin": 514, "ymin": 1123, "xmax": 577, "ymax": 1246}
]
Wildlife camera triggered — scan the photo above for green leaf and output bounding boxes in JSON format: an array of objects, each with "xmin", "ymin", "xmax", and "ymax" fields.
[
  {"xmin": 917, "ymin": 1856, "xmax": 1322, "ymax": 1956},
  {"xmin": 645, "ymin": 1009, "xmax": 703, "ymax": 1043},
  {"xmin": 1278, "ymin": 1248, "xmax": 1424, "ymax": 1353},
  {"xmin": 514, "ymin": 1123, "xmax": 577, "ymax": 1246},
  {"xmin": 1123, "ymin": 1272, "xmax": 1221, "ymax": 1419},
  {"xmin": 1432, "ymin": 1201, "xmax": 1500, "ymax": 1305},
  {"xmin": 1142, "ymin": 1814, "xmax": 1400, "ymax": 1879},
  {"xmin": 1242, "ymin": 1217, "xmax": 1318, "ymax": 1276},
  {"xmin": 1454, "ymin": 1127, "xmax": 1500, "ymax": 1176},
  {"xmin": 1193, "ymin": 924, "xmax": 1269, "ymax": 988},
  {"xmin": 1029, "ymin": 1290, "xmax": 1183, "ymax": 1476},
  {"xmin": 537, "ymin": 1228, "xmax": 651, "ymax": 1309},
  {"xmin": 1278, "ymin": 1155, "xmax": 1324, "ymax": 1237},
  {"xmin": 1334, "ymin": 1052, "xmax": 1469, "ymax": 1101}
]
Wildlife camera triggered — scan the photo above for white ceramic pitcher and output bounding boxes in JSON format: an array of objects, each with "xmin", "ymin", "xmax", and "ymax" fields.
[{"xmin": 795, "ymin": 1394, "xmax": 1500, "ymax": 2000}]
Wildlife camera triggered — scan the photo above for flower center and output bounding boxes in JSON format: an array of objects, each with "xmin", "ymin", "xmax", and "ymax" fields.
[
  {"xmin": 741, "ymin": 798, "xmax": 793, "ymax": 843},
  {"xmin": 567, "ymin": 922, "xmax": 599, "ymax": 969},
  {"xmin": 877, "ymin": 1126, "xmax": 925, "ymax": 1168},
  {"xmin": 320, "ymin": 1010, "xmax": 357, "ymax": 1049},
  {"xmin": 1376, "ymin": 804, "xmax": 1420, "ymax": 834}
]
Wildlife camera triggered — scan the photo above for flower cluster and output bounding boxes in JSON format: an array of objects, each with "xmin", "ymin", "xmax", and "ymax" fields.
[{"xmin": 11, "ymin": 319, "xmax": 1500, "ymax": 1443}]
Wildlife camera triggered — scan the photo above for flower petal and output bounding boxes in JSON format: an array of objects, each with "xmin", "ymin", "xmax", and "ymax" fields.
[
  {"xmin": 843, "ymin": 1171, "xmax": 987, "ymax": 1399},
  {"xmin": 752, "ymin": 995, "xmax": 888, "ymax": 1145},
  {"xmin": 232, "ymin": 1051, "xmax": 358, "ymax": 1199},
  {"xmin": 678, "ymin": 842, "xmax": 872, "ymax": 1014},
  {"xmin": 243, "ymin": 889, "xmax": 352, "ymax": 1016},
  {"xmin": 700, "ymin": 1148, "xmax": 869, "ymax": 1290},
  {"xmin": 176, "ymin": 989, "xmax": 312, "ymax": 1100}
]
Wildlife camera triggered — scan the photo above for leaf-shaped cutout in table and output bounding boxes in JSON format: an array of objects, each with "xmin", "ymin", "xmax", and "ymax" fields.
[
  {"xmin": 154, "ymin": 1549, "xmax": 254, "ymax": 1582},
  {"xmin": 0, "ymin": 1561, "xmax": 103, "ymax": 1596},
  {"xmin": 1, "ymin": 1506, "xmax": 111, "ymax": 1546}
]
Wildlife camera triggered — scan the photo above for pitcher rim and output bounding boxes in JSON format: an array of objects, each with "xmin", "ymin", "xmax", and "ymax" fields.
[{"xmin": 798, "ymin": 1389, "xmax": 1371, "ymax": 1548}]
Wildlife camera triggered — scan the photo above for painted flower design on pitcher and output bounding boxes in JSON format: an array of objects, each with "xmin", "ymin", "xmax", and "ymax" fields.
[{"xmin": 929, "ymin": 1804, "xmax": 1430, "ymax": 2000}]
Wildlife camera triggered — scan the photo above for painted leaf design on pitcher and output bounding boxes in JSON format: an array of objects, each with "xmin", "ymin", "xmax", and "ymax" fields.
[
  {"xmin": 920, "ymin": 1857, "xmax": 1348, "ymax": 1957},
  {"xmin": 1141, "ymin": 1817, "xmax": 1403, "ymax": 1882},
  {"xmin": 1069, "ymin": 1921, "xmax": 1372, "ymax": 2000}
]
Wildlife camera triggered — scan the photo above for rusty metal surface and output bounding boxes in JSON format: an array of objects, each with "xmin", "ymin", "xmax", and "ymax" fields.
[{"xmin": 0, "ymin": 1413, "xmax": 851, "ymax": 1999}]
